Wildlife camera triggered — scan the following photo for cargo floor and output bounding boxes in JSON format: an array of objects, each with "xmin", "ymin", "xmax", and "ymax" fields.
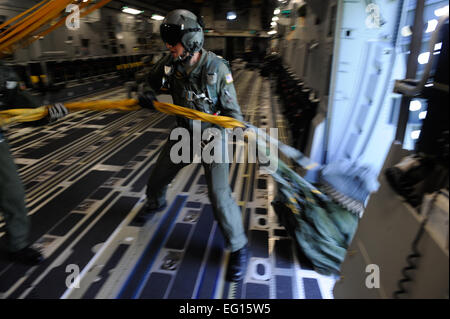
[{"xmin": 0, "ymin": 69, "xmax": 336, "ymax": 299}]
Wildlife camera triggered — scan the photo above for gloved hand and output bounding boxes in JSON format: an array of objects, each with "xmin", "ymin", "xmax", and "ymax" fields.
[
  {"xmin": 138, "ymin": 90, "xmax": 157, "ymax": 110},
  {"xmin": 48, "ymin": 102, "xmax": 69, "ymax": 122}
]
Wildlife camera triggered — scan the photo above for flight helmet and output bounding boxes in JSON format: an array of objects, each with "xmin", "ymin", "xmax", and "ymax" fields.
[{"xmin": 160, "ymin": 9, "xmax": 204, "ymax": 54}]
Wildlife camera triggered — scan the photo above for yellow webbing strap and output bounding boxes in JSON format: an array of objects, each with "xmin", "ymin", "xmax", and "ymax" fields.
[
  {"xmin": 27, "ymin": 0, "xmax": 93, "ymax": 43},
  {"xmin": 0, "ymin": 0, "xmax": 73, "ymax": 55},
  {"xmin": 153, "ymin": 101, "xmax": 246, "ymax": 129},
  {"xmin": 0, "ymin": 99, "xmax": 246, "ymax": 129},
  {"xmin": 0, "ymin": 99, "xmax": 319, "ymax": 170},
  {"xmin": 0, "ymin": 0, "xmax": 49, "ymax": 31},
  {"xmin": 0, "ymin": 0, "xmax": 112, "ymax": 58}
]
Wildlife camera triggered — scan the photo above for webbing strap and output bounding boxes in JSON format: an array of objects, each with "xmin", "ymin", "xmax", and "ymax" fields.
[
  {"xmin": 0, "ymin": 0, "xmax": 112, "ymax": 58},
  {"xmin": 0, "ymin": 98, "xmax": 318, "ymax": 170},
  {"xmin": 0, "ymin": 99, "xmax": 242, "ymax": 127}
]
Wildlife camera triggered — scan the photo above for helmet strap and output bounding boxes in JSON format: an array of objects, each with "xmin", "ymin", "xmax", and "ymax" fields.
[{"xmin": 175, "ymin": 46, "xmax": 195, "ymax": 64}]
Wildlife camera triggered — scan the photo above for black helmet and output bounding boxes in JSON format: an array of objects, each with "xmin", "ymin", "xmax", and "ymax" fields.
[{"xmin": 160, "ymin": 9, "xmax": 204, "ymax": 53}]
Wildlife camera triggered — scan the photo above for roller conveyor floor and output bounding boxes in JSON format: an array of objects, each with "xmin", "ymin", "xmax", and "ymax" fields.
[{"xmin": 0, "ymin": 69, "xmax": 336, "ymax": 299}]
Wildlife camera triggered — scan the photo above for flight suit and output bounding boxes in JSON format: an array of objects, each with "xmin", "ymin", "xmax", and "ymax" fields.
[
  {"xmin": 127, "ymin": 56, "xmax": 154, "ymax": 98},
  {"xmin": 0, "ymin": 62, "xmax": 40, "ymax": 252},
  {"xmin": 145, "ymin": 49, "xmax": 248, "ymax": 252},
  {"xmin": 0, "ymin": 134, "xmax": 31, "ymax": 252}
]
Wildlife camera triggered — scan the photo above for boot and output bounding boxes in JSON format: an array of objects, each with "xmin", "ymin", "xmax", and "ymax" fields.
[
  {"xmin": 227, "ymin": 245, "xmax": 248, "ymax": 282},
  {"xmin": 134, "ymin": 200, "xmax": 167, "ymax": 224},
  {"xmin": 9, "ymin": 245, "xmax": 44, "ymax": 265}
]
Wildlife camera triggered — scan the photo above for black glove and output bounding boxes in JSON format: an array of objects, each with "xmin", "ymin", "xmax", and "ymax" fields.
[
  {"xmin": 48, "ymin": 102, "xmax": 69, "ymax": 122},
  {"xmin": 138, "ymin": 90, "xmax": 157, "ymax": 110}
]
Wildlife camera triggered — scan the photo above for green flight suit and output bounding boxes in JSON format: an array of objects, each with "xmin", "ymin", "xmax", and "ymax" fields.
[
  {"xmin": 0, "ymin": 62, "xmax": 40, "ymax": 252},
  {"xmin": 0, "ymin": 137, "xmax": 31, "ymax": 252},
  {"xmin": 145, "ymin": 49, "xmax": 247, "ymax": 252}
]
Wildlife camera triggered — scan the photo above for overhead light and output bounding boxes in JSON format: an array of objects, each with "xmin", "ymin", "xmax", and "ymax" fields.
[
  {"xmin": 411, "ymin": 130, "xmax": 421, "ymax": 140},
  {"xmin": 409, "ymin": 100, "xmax": 422, "ymax": 112},
  {"xmin": 122, "ymin": 7, "xmax": 143, "ymax": 15},
  {"xmin": 271, "ymin": 21, "xmax": 277, "ymax": 26},
  {"xmin": 418, "ymin": 52, "xmax": 430, "ymax": 64},
  {"xmin": 151, "ymin": 14, "xmax": 165, "ymax": 21},
  {"xmin": 435, "ymin": 42, "xmax": 442, "ymax": 51},
  {"xmin": 274, "ymin": 8, "xmax": 280, "ymax": 15},
  {"xmin": 272, "ymin": 16, "xmax": 279, "ymax": 21},
  {"xmin": 419, "ymin": 111, "xmax": 427, "ymax": 120},
  {"xmin": 425, "ymin": 19, "xmax": 438, "ymax": 33},
  {"xmin": 401, "ymin": 26, "xmax": 412, "ymax": 37},
  {"xmin": 268, "ymin": 30, "xmax": 277, "ymax": 35},
  {"xmin": 434, "ymin": 5, "xmax": 449, "ymax": 17},
  {"xmin": 227, "ymin": 11, "xmax": 237, "ymax": 20}
]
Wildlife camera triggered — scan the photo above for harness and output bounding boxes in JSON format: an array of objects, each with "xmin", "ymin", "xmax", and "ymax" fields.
[
  {"xmin": 166, "ymin": 51, "xmax": 231, "ymax": 115},
  {"xmin": 201, "ymin": 52, "xmax": 221, "ymax": 108},
  {"xmin": 202, "ymin": 52, "xmax": 232, "ymax": 110}
]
